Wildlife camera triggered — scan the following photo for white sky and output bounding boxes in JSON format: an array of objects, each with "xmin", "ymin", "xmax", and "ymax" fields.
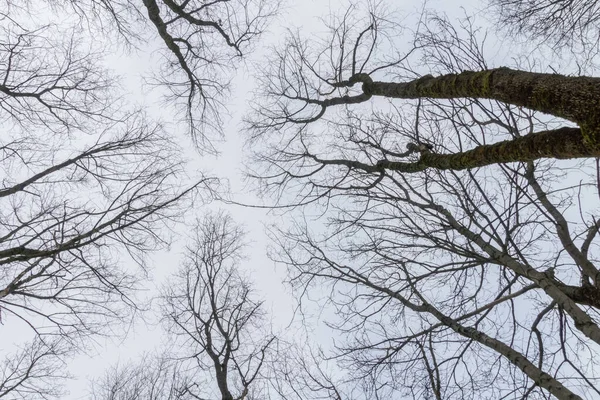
[
  {"xmin": 7, "ymin": 0, "xmax": 593, "ymax": 398},
  {"xmin": 2, "ymin": 1, "xmax": 472, "ymax": 398}
]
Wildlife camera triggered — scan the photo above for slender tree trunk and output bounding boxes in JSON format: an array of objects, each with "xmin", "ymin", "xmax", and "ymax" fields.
[
  {"xmin": 425, "ymin": 304, "xmax": 583, "ymax": 400},
  {"xmin": 351, "ymin": 266, "xmax": 583, "ymax": 400}
]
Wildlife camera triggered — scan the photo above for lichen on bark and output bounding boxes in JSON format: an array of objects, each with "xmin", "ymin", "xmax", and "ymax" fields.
[
  {"xmin": 365, "ymin": 68, "xmax": 600, "ymax": 151},
  {"xmin": 375, "ymin": 127, "xmax": 598, "ymax": 172}
]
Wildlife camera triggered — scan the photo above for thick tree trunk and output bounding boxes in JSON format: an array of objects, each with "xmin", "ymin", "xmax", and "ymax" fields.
[
  {"xmin": 215, "ymin": 368, "xmax": 234, "ymax": 400},
  {"xmin": 378, "ymin": 127, "xmax": 596, "ymax": 172},
  {"xmin": 362, "ymin": 68, "xmax": 600, "ymax": 150},
  {"xmin": 314, "ymin": 127, "xmax": 596, "ymax": 173}
]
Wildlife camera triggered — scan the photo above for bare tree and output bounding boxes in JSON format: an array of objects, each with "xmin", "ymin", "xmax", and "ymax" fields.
[
  {"xmin": 248, "ymin": 3, "xmax": 600, "ymax": 172},
  {"xmin": 139, "ymin": 0, "xmax": 279, "ymax": 149},
  {"xmin": 488, "ymin": 0, "xmax": 600, "ymax": 54},
  {"xmin": 0, "ymin": 4, "xmax": 217, "ymax": 398},
  {"xmin": 3, "ymin": 0, "xmax": 278, "ymax": 150},
  {"xmin": 0, "ymin": 0, "xmax": 281, "ymax": 395},
  {"xmin": 160, "ymin": 212, "xmax": 275, "ymax": 400},
  {"xmin": 90, "ymin": 353, "xmax": 199, "ymax": 400},
  {"xmin": 0, "ymin": 338, "xmax": 69, "ymax": 399},
  {"xmin": 0, "ymin": 114, "xmax": 210, "ymax": 340},
  {"xmin": 248, "ymin": 4, "xmax": 600, "ymax": 400},
  {"xmin": 0, "ymin": 22, "xmax": 115, "ymax": 132}
]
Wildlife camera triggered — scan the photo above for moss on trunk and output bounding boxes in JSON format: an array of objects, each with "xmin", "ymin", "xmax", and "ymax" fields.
[
  {"xmin": 366, "ymin": 68, "xmax": 600, "ymax": 150},
  {"xmin": 378, "ymin": 127, "xmax": 596, "ymax": 172}
]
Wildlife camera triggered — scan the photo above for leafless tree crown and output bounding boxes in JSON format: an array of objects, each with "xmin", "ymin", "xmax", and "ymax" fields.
[
  {"xmin": 489, "ymin": 0, "xmax": 600, "ymax": 54},
  {"xmin": 245, "ymin": 3, "xmax": 600, "ymax": 400},
  {"xmin": 160, "ymin": 212, "xmax": 275, "ymax": 400},
  {"xmin": 0, "ymin": 0, "xmax": 264, "ymax": 397}
]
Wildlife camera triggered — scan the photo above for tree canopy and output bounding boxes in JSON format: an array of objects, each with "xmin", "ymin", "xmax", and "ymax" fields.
[
  {"xmin": 2, "ymin": 1, "xmax": 600, "ymax": 400},
  {"xmin": 246, "ymin": 3, "xmax": 600, "ymax": 399}
]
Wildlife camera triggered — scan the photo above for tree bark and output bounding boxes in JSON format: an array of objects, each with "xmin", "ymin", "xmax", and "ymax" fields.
[
  {"xmin": 361, "ymin": 68, "xmax": 600, "ymax": 150},
  {"xmin": 312, "ymin": 127, "xmax": 596, "ymax": 173},
  {"xmin": 379, "ymin": 127, "xmax": 596, "ymax": 172}
]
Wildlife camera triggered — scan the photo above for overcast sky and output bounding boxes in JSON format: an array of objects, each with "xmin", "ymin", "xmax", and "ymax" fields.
[
  {"xmin": 7, "ymin": 0, "xmax": 588, "ymax": 398},
  {"xmin": 59, "ymin": 1, "xmax": 502, "ymax": 398}
]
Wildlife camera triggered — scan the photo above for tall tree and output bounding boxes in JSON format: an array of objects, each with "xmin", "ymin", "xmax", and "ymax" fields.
[
  {"xmin": 0, "ymin": 0, "xmax": 281, "ymax": 395},
  {"xmin": 2, "ymin": 0, "xmax": 278, "ymax": 150},
  {"xmin": 92, "ymin": 213, "xmax": 275, "ymax": 400},
  {"xmin": 160, "ymin": 213, "xmax": 275, "ymax": 400},
  {"xmin": 248, "ymin": 4, "xmax": 600, "ymax": 172},
  {"xmin": 248, "ymin": 4, "xmax": 600, "ymax": 399}
]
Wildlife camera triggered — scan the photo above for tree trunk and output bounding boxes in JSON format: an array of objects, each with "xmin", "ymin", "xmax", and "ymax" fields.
[
  {"xmin": 363, "ymin": 68, "xmax": 600, "ymax": 150},
  {"xmin": 378, "ymin": 127, "xmax": 597, "ymax": 172}
]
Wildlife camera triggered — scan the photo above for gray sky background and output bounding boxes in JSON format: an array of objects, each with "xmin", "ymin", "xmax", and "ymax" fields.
[
  {"xmin": 55, "ymin": 0, "xmax": 508, "ymax": 397},
  {"xmin": 6, "ymin": 0, "xmax": 594, "ymax": 398}
]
